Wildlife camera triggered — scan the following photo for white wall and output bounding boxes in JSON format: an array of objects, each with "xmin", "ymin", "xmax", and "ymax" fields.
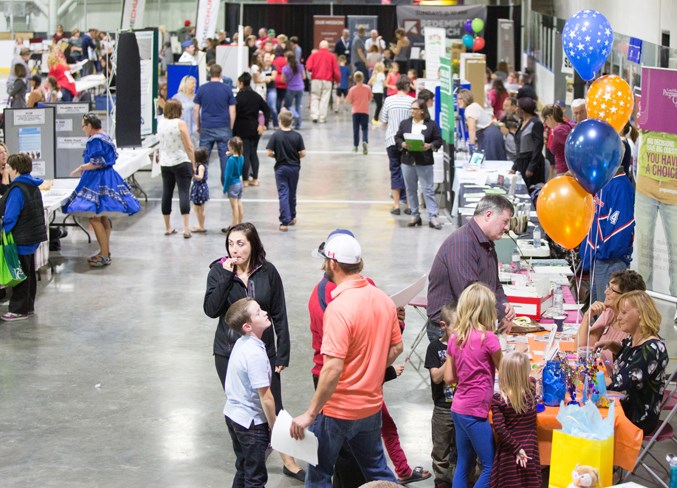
[{"xmin": 550, "ymin": 0, "xmax": 677, "ymax": 48}]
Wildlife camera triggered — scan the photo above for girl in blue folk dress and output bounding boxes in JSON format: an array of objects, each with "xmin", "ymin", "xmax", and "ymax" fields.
[{"xmin": 62, "ymin": 113, "xmax": 141, "ymax": 267}]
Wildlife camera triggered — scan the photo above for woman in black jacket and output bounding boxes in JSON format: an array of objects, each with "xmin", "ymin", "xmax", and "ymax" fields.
[
  {"xmin": 394, "ymin": 99, "xmax": 444, "ymax": 229},
  {"xmin": 203, "ymin": 222, "xmax": 304, "ymax": 480},
  {"xmin": 233, "ymin": 72, "xmax": 271, "ymax": 187},
  {"xmin": 510, "ymin": 97, "xmax": 545, "ymax": 191}
]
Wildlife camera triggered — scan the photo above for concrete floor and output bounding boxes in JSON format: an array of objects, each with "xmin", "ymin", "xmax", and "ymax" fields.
[{"xmin": 1, "ymin": 106, "xmax": 675, "ymax": 487}]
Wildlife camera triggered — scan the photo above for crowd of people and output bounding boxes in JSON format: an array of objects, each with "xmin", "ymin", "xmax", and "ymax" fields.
[{"xmin": 2, "ymin": 20, "xmax": 669, "ymax": 488}]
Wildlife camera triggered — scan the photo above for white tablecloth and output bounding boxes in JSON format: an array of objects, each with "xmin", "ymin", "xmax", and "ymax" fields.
[{"xmin": 451, "ymin": 160, "xmax": 515, "ymax": 216}]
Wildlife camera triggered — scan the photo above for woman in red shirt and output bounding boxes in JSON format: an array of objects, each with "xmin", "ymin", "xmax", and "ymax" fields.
[
  {"xmin": 271, "ymin": 46, "xmax": 287, "ymax": 113},
  {"xmin": 488, "ymin": 78, "xmax": 509, "ymax": 120},
  {"xmin": 48, "ymin": 54, "xmax": 77, "ymax": 102},
  {"xmin": 542, "ymin": 104, "xmax": 574, "ymax": 178}
]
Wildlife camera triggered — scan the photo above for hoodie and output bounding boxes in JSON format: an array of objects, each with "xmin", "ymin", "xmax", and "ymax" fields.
[{"xmin": 2, "ymin": 173, "xmax": 44, "ymax": 255}]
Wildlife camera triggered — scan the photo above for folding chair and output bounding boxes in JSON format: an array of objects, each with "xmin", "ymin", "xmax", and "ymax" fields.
[{"xmin": 623, "ymin": 369, "xmax": 677, "ymax": 487}]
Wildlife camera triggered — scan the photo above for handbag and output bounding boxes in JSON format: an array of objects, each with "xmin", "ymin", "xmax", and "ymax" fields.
[{"xmin": 0, "ymin": 227, "xmax": 27, "ymax": 287}]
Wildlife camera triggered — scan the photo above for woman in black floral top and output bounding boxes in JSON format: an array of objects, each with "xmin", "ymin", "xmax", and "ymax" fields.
[{"xmin": 602, "ymin": 291, "xmax": 669, "ymax": 435}]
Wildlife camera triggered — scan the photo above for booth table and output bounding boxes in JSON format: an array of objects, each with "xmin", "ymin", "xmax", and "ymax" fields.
[{"xmin": 524, "ymin": 329, "xmax": 644, "ymax": 471}]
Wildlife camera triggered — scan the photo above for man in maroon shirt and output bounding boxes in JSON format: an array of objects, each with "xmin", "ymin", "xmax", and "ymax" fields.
[
  {"xmin": 305, "ymin": 40, "xmax": 341, "ymax": 123},
  {"xmin": 426, "ymin": 195, "xmax": 516, "ymax": 341}
]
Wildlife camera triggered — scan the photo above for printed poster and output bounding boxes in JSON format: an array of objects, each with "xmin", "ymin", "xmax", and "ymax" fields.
[{"xmin": 633, "ymin": 66, "xmax": 677, "ymax": 298}]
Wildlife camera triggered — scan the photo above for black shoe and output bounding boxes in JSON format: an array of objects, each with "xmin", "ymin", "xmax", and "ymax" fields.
[
  {"xmin": 283, "ymin": 466, "xmax": 306, "ymax": 482},
  {"xmin": 221, "ymin": 227, "xmax": 230, "ymax": 234},
  {"xmin": 407, "ymin": 216, "xmax": 422, "ymax": 227},
  {"xmin": 403, "ymin": 208, "xmax": 412, "ymax": 215},
  {"xmin": 429, "ymin": 220, "xmax": 443, "ymax": 230},
  {"xmin": 390, "ymin": 208, "xmax": 401, "ymax": 215}
]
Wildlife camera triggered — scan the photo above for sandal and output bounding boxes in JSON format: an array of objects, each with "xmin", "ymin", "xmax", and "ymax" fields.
[
  {"xmin": 191, "ymin": 227, "xmax": 207, "ymax": 233},
  {"xmin": 88, "ymin": 255, "xmax": 111, "ymax": 267},
  {"xmin": 183, "ymin": 232, "xmax": 192, "ymax": 239},
  {"xmin": 398, "ymin": 466, "xmax": 431, "ymax": 485},
  {"xmin": 164, "ymin": 229, "xmax": 177, "ymax": 236}
]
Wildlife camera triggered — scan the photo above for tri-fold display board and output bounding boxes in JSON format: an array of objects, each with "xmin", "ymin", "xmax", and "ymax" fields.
[{"xmin": 3, "ymin": 104, "xmax": 92, "ymax": 179}]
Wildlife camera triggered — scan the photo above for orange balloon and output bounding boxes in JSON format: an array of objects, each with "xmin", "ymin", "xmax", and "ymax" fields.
[
  {"xmin": 536, "ymin": 176, "xmax": 595, "ymax": 250},
  {"xmin": 585, "ymin": 75, "xmax": 634, "ymax": 133}
]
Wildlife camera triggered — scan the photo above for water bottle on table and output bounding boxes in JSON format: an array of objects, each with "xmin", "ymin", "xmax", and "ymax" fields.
[
  {"xmin": 533, "ymin": 224, "xmax": 541, "ymax": 248},
  {"xmin": 511, "ymin": 248, "xmax": 520, "ymax": 273}
]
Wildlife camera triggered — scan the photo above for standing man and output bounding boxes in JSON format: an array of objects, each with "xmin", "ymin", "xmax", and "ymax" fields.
[
  {"xmin": 426, "ymin": 195, "xmax": 517, "ymax": 341},
  {"xmin": 334, "ymin": 29, "xmax": 351, "ymax": 63},
  {"xmin": 178, "ymin": 40, "xmax": 199, "ymax": 65},
  {"xmin": 571, "ymin": 98, "xmax": 587, "ymax": 123},
  {"xmin": 194, "ymin": 64, "xmax": 237, "ymax": 186},
  {"xmin": 305, "ymin": 40, "xmax": 340, "ymax": 124},
  {"xmin": 351, "ymin": 27, "xmax": 368, "ymax": 78},
  {"xmin": 290, "ymin": 233, "xmax": 403, "ymax": 485},
  {"xmin": 365, "ymin": 29, "xmax": 386, "ymax": 53},
  {"xmin": 380, "ymin": 75, "xmax": 414, "ymax": 215}
]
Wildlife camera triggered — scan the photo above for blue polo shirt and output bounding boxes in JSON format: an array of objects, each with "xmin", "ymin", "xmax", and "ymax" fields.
[
  {"xmin": 224, "ymin": 335, "xmax": 271, "ymax": 428},
  {"xmin": 193, "ymin": 81, "xmax": 236, "ymax": 129}
]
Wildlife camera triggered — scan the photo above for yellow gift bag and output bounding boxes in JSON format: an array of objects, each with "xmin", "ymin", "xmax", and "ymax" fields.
[{"xmin": 549, "ymin": 430, "xmax": 613, "ymax": 487}]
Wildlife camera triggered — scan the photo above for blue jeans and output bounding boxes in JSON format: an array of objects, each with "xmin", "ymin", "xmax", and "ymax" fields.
[
  {"xmin": 451, "ymin": 412, "xmax": 493, "ymax": 488},
  {"xmin": 386, "ymin": 145, "xmax": 406, "ymax": 194},
  {"xmin": 266, "ymin": 88, "xmax": 279, "ymax": 128},
  {"xmin": 352, "ymin": 113, "xmax": 369, "ymax": 147},
  {"xmin": 199, "ymin": 127, "xmax": 232, "ymax": 186},
  {"xmin": 635, "ymin": 191, "xmax": 677, "ymax": 296},
  {"xmin": 307, "ymin": 411, "xmax": 396, "ymax": 487},
  {"xmin": 284, "ymin": 89, "xmax": 304, "ymax": 129},
  {"xmin": 591, "ymin": 259, "xmax": 627, "ymax": 303},
  {"xmin": 61, "ymin": 88, "xmax": 74, "ymax": 102},
  {"xmin": 402, "ymin": 164, "xmax": 438, "ymax": 220},
  {"xmin": 225, "ymin": 417, "xmax": 270, "ymax": 488},
  {"xmin": 274, "ymin": 165, "xmax": 300, "ymax": 225}
]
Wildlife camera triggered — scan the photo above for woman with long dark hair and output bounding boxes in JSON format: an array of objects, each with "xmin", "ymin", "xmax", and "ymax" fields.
[
  {"xmin": 510, "ymin": 97, "xmax": 545, "ymax": 191},
  {"xmin": 394, "ymin": 99, "xmax": 444, "ymax": 229},
  {"xmin": 488, "ymin": 78, "xmax": 508, "ymax": 120},
  {"xmin": 203, "ymin": 223, "xmax": 305, "ymax": 481},
  {"xmin": 282, "ymin": 51, "xmax": 306, "ymax": 129}
]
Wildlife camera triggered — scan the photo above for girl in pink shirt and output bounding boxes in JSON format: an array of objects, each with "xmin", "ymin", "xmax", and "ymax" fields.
[{"xmin": 444, "ymin": 282, "xmax": 502, "ymax": 488}]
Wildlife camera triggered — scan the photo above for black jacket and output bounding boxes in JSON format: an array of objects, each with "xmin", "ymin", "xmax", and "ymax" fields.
[
  {"xmin": 204, "ymin": 258, "xmax": 290, "ymax": 366},
  {"xmin": 233, "ymin": 87, "xmax": 271, "ymax": 139},
  {"xmin": 0, "ymin": 181, "xmax": 47, "ymax": 246},
  {"xmin": 394, "ymin": 118, "xmax": 443, "ymax": 166}
]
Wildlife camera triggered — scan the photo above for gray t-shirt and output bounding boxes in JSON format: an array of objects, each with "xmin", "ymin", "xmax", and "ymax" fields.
[{"xmin": 351, "ymin": 35, "xmax": 366, "ymax": 66}]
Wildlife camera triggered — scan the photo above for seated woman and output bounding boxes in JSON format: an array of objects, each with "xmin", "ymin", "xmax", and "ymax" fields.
[
  {"xmin": 604, "ymin": 291, "xmax": 669, "ymax": 435},
  {"xmin": 576, "ymin": 270, "xmax": 646, "ymax": 372}
]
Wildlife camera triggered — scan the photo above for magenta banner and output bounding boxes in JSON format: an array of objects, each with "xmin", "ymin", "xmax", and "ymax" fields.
[{"xmin": 638, "ymin": 67, "xmax": 677, "ymax": 135}]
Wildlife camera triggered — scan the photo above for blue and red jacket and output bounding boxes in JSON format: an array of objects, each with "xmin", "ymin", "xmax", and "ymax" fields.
[{"xmin": 580, "ymin": 172, "xmax": 635, "ymax": 269}]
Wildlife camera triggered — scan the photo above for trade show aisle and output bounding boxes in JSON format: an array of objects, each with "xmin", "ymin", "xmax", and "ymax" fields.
[{"xmin": 0, "ymin": 112, "xmax": 674, "ymax": 487}]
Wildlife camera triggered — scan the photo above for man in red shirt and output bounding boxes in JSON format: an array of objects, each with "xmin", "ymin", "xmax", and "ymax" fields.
[{"xmin": 305, "ymin": 40, "xmax": 341, "ymax": 124}]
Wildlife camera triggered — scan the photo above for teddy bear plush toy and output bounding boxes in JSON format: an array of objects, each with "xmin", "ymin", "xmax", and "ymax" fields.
[{"xmin": 568, "ymin": 465, "xmax": 600, "ymax": 488}]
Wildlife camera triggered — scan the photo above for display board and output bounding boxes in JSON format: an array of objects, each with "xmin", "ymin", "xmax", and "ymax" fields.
[
  {"xmin": 45, "ymin": 103, "xmax": 90, "ymax": 178},
  {"xmin": 216, "ymin": 45, "xmax": 248, "ymax": 83},
  {"xmin": 133, "ymin": 28, "xmax": 159, "ymax": 135},
  {"xmin": 438, "ymin": 56, "xmax": 455, "ymax": 145},
  {"xmin": 313, "ymin": 16, "xmax": 345, "ymax": 50},
  {"xmin": 3, "ymin": 107, "xmax": 56, "ymax": 179},
  {"xmin": 347, "ymin": 16, "xmax": 378, "ymax": 37},
  {"xmin": 116, "ymin": 32, "xmax": 142, "ymax": 148},
  {"xmin": 396, "ymin": 4, "xmax": 486, "ymax": 49}
]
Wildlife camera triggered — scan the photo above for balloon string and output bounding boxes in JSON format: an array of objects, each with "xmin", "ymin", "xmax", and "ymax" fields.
[{"xmin": 584, "ymin": 188, "xmax": 603, "ymax": 362}]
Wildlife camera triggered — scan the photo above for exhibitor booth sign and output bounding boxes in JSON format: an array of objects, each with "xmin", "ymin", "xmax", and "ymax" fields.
[
  {"xmin": 396, "ymin": 5, "xmax": 485, "ymax": 48},
  {"xmin": 634, "ymin": 66, "xmax": 677, "ymax": 298}
]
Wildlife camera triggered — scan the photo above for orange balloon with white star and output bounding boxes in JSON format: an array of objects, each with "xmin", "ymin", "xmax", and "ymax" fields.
[{"xmin": 585, "ymin": 75, "xmax": 634, "ymax": 133}]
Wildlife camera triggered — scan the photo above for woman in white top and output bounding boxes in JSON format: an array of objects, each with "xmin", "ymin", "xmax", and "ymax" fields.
[
  {"xmin": 172, "ymin": 75, "xmax": 199, "ymax": 147},
  {"xmin": 458, "ymin": 89, "xmax": 506, "ymax": 161},
  {"xmin": 157, "ymin": 99, "xmax": 195, "ymax": 238},
  {"xmin": 250, "ymin": 54, "xmax": 268, "ymax": 98}
]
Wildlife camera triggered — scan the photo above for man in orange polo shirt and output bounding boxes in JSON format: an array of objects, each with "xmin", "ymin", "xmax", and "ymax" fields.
[{"xmin": 290, "ymin": 233, "xmax": 404, "ymax": 485}]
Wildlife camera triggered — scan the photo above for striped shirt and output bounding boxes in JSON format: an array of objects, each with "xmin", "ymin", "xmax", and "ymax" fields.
[
  {"xmin": 381, "ymin": 93, "xmax": 413, "ymax": 147},
  {"xmin": 427, "ymin": 218, "xmax": 508, "ymax": 323}
]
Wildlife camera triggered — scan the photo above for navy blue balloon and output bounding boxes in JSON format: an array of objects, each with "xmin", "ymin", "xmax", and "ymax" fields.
[
  {"xmin": 564, "ymin": 119, "xmax": 623, "ymax": 195},
  {"xmin": 562, "ymin": 10, "xmax": 613, "ymax": 81}
]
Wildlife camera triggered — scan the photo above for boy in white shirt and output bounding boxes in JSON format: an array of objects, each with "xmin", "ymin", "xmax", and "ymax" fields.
[{"xmin": 224, "ymin": 297, "xmax": 277, "ymax": 487}]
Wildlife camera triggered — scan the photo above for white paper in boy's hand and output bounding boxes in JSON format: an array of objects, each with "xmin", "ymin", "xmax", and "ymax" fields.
[{"xmin": 271, "ymin": 410, "xmax": 318, "ymax": 466}]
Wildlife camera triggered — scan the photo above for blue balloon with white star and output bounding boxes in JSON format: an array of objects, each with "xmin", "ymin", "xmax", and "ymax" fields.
[{"xmin": 562, "ymin": 10, "xmax": 613, "ymax": 81}]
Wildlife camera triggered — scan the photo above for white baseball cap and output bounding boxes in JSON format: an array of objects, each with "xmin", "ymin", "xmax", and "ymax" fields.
[{"xmin": 321, "ymin": 233, "xmax": 362, "ymax": 265}]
